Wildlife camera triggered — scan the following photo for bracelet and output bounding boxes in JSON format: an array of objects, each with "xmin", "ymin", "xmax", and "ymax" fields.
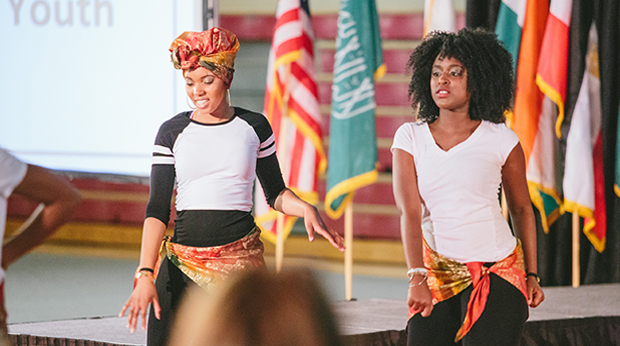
[
  {"xmin": 407, "ymin": 268, "xmax": 428, "ymax": 287},
  {"xmin": 138, "ymin": 267, "xmax": 154, "ymax": 273},
  {"xmin": 133, "ymin": 271, "xmax": 154, "ymax": 289},
  {"xmin": 526, "ymin": 272, "xmax": 540, "ymax": 283}
]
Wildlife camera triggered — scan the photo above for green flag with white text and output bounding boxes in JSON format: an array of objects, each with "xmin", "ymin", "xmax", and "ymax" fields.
[{"xmin": 325, "ymin": 0, "xmax": 385, "ymax": 219}]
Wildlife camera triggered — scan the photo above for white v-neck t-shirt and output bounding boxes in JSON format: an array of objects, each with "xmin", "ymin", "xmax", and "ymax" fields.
[{"xmin": 391, "ymin": 120, "xmax": 520, "ymax": 263}]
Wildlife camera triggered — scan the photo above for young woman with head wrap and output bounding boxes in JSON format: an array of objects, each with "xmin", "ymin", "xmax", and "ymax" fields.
[
  {"xmin": 391, "ymin": 28, "xmax": 545, "ymax": 346},
  {"xmin": 119, "ymin": 27, "xmax": 344, "ymax": 346}
]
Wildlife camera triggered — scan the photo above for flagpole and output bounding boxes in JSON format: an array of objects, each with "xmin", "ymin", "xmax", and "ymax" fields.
[
  {"xmin": 344, "ymin": 202, "xmax": 354, "ymax": 300},
  {"xmin": 275, "ymin": 63, "xmax": 292, "ymax": 273},
  {"xmin": 572, "ymin": 212, "xmax": 580, "ymax": 287},
  {"xmin": 202, "ymin": 0, "xmax": 219, "ymax": 29},
  {"xmin": 275, "ymin": 211, "xmax": 285, "ymax": 273}
]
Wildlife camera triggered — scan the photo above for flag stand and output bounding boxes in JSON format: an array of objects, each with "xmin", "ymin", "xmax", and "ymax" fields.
[
  {"xmin": 275, "ymin": 63, "xmax": 292, "ymax": 273},
  {"xmin": 344, "ymin": 202, "xmax": 354, "ymax": 300},
  {"xmin": 572, "ymin": 212, "xmax": 580, "ymax": 287}
]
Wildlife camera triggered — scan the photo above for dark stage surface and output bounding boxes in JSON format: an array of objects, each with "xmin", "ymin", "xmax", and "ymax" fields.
[{"xmin": 8, "ymin": 283, "xmax": 620, "ymax": 346}]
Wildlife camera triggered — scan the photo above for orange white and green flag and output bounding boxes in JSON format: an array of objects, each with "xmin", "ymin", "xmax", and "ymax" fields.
[
  {"xmin": 494, "ymin": 0, "xmax": 527, "ymax": 77},
  {"xmin": 526, "ymin": 0, "xmax": 571, "ymax": 231},
  {"xmin": 509, "ymin": 0, "xmax": 563, "ymax": 232}
]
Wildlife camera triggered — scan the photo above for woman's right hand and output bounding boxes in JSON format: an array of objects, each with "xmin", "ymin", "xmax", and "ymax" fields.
[
  {"xmin": 408, "ymin": 283, "xmax": 433, "ymax": 317},
  {"xmin": 119, "ymin": 275, "xmax": 161, "ymax": 333}
]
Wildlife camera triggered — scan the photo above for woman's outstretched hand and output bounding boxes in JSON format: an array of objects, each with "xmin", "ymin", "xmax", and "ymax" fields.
[
  {"xmin": 119, "ymin": 275, "xmax": 161, "ymax": 333},
  {"xmin": 303, "ymin": 204, "xmax": 345, "ymax": 251}
]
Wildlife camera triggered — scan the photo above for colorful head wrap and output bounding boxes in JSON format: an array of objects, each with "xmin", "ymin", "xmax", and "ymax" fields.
[{"xmin": 169, "ymin": 27, "xmax": 240, "ymax": 87}]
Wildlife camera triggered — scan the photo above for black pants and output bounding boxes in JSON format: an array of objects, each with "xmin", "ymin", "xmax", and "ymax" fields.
[
  {"xmin": 147, "ymin": 257, "xmax": 197, "ymax": 346},
  {"xmin": 407, "ymin": 273, "xmax": 529, "ymax": 346}
]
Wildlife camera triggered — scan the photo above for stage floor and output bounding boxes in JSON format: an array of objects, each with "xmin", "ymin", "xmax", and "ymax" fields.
[{"xmin": 8, "ymin": 283, "xmax": 620, "ymax": 345}]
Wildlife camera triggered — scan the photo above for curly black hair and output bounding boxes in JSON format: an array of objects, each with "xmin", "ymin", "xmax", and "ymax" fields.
[{"xmin": 407, "ymin": 27, "xmax": 515, "ymax": 123}]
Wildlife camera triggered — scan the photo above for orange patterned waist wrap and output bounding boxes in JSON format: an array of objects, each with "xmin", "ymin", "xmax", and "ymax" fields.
[
  {"xmin": 409, "ymin": 239, "xmax": 528, "ymax": 342},
  {"xmin": 156, "ymin": 228, "xmax": 266, "ymax": 291}
]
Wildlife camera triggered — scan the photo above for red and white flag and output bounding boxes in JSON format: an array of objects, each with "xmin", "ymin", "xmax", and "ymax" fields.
[{"xmin": 254, "ymin": 0, "xmax": 326, "ymax": 243}]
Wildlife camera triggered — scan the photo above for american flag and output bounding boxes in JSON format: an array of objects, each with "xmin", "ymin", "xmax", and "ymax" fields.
[{"xmin": 254, "ymin": 0, "xmax": 326, "ymax": 243}]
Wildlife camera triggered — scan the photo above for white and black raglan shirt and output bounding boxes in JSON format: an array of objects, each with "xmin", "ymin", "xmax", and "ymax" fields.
[{"xmin": 145, "ymin": 107, "xmax": 286, "ymax": 247}]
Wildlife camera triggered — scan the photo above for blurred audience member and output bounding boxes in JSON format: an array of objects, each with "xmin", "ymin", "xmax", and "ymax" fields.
[
  {"xmin": 0, "ymin": 147, "xmax": 81, "ymax": 343},
  {"xmin": 168, "ymin": 269, "xmax": 344, "ymax": 346}
]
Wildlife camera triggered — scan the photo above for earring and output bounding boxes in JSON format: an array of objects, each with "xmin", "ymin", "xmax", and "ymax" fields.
[
  {"xmin": 186, "ymin": 95, "xmax": 196, "ymax": 109},
  {"xmin": 227, "ymin": 89, "xmax": 232, "ymax": 107}
]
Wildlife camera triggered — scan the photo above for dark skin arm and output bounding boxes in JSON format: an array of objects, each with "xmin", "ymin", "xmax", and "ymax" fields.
[
  {"xmin": 501, "ymin": 143, "xmax": 545, "ymax": 308},
  {"xmin": 2, "ymin": 165, "xmax": 81, "ymax": 268},
  {"xmin": 392, "ymin": 148, "xmax": 433, "ymax": 317}
]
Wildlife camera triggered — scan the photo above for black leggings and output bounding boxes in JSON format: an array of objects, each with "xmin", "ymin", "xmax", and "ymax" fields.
[
  {"xmin": 147, "ymin": 257, "xmax": 197, "ymax": 346},
  {"xmin": 407, "ymin": 273, "xmax": 529, "ymax": 346}
]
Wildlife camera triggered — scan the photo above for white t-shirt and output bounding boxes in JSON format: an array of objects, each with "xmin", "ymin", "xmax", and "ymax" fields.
[
  {"xmin": 391, "ymin": 120, "xmax": 520, "ymax": 263},
  {"xmin": 0, "ymin": 148, "xmax": 28, "ymax": 283}
]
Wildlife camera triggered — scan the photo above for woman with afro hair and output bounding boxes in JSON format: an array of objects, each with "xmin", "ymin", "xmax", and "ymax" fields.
[{"xmin": 391, "ymin": 28, "xmax": 544, "ymax": 346}]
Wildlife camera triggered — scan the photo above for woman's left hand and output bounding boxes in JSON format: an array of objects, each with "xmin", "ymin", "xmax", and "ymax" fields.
[
  {"xmin": 526, "ymin": 276, "xmax": 545, "ymax": 308},
  {"xmin": 303, "ymin": 204, "xmax": 345, "ymax": 251}
]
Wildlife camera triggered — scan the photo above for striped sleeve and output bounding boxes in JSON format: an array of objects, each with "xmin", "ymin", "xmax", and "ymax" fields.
[
  {"xmin": 145, "ymin": 112, "xmax": 190, "ymax": 224},
  {"xmin": 236, "ymin": 108, "xmax": 278, "ymax": 159},
  {"xmin": 259, "ymin": 134, "xmax": 276, "ymax": 158},
  {"xmin": 152, "ymin": 144, "xmax": 175, "ymax": 165},
  {"xmin": 151, "ymin": 112, "xmax": 191, "ymax": 165}
]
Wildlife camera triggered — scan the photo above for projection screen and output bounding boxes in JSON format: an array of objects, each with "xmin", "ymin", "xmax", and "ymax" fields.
[{"xmin": 0, "ymin": 0, "xmax": 203, "ymax": 177}]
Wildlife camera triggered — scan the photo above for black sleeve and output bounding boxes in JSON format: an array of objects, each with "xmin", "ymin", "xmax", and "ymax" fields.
[
  {"xmin": 256, "ymin": 153, "xmax": 286, "ymax": 209},
  {"xmin": 144, "ymin": 113, "xmax": 190, "ymax": 225},
  {"xmin": 145, "ymin": 164, "xmax": 175, "ymax": 225}
]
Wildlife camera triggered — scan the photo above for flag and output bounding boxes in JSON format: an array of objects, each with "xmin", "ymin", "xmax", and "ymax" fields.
[
  {"xmin": 254, "ymin": 0, "xmax": 326, "ymax": 243},
  {"xmin": 466, "ymin": 0, "xmax": 502, "ymax": 30},
  {"xmin": 324, "ymin": 0, "xmax": 384, "ymax": 219},
  {"xmin": 494, "ymin": 0, "xmax": 527, "ymax": 77},
  {"xmin": 424, "ymin": 0, "xmax": 456, "ymax": 36},
  {"xmin": 511, "ymin": 0, "xmax": 547, "ymax": 165},
  {"xmin": 594, "ymin": 0, "xmax": 620, "ymax": 282},
  {"xmin": 527, "ymin": 0, "xmax": 572, "ymax": 233},
  {"xmin": 508, "ymin": 0, "xmax": 561, "ymax": 232},
  {"xmin": 528, "ymin": 0, "xmax": 572, "ymax": 232},
  {"xmin": 563, "ymin": 25, "xmax": 606, "ymax": 252},
  {"xmin": 536, "ymin": 0, "xmax": 572, "ymax": 137}
]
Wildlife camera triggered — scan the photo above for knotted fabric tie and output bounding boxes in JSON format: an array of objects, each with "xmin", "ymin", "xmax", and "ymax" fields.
[{"xmin": 409, "ymin": 240, "xmax": 528, "ymax": 342}]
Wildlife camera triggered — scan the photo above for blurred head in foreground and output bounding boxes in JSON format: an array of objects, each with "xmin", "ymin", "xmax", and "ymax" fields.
[{"xmin": 168, "ymin": 269, "xmax": 344, "ymax": 346}]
